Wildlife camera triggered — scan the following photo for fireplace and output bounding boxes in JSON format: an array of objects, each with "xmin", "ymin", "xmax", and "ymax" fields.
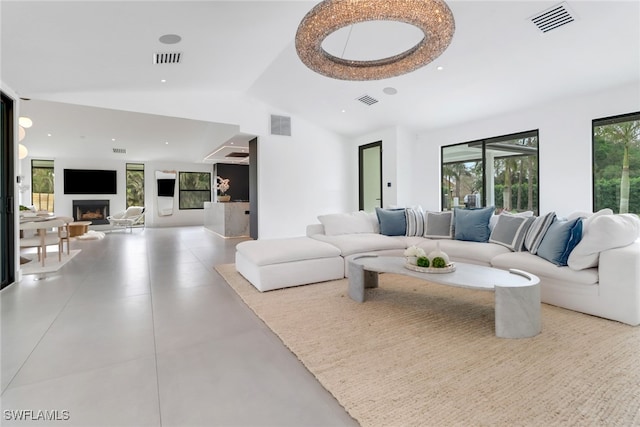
[{"xmin": 72, "ymin": 200, "xmax": 110, "ymax": 225}]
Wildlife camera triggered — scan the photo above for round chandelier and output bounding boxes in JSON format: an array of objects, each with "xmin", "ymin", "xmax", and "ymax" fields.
[{"xmin": 295, "ymin": 0, "xmax": 455, "ymax": 81}]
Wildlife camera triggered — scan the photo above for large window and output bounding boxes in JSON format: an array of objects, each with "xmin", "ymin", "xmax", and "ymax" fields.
[
  {"xmin": 593, "ymin": 112, "xmax": 640, "ymax": 214},
  {"xmin": 31, "ymin": 159, "xmax": 55, "ymax": 212},
  {"xmin": 126, "ymin": 163, "xmax": 145, "ymax": 208},
  {"xmin": 442, "ymin": 130, "xmax": 539, "ymax": 214},
  {"xmin": 179, "ymin": 171, "xmax": 211, "ymax": 209}
]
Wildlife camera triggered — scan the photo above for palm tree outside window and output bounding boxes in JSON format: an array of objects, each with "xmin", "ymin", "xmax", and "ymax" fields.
[
  {"xmin": 31, "ymin": 159, "xmax": 54, "ymax": 212},
  {"xmin": 593, "ymin": 112, "xmax": 640, "ymax": 214}
]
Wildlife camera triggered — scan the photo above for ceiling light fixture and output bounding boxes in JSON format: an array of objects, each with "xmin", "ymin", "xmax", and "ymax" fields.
[
  {"xmin": 18, "ymin": 144, "xmax": 28, "ymax": 159},
  {"xmin": 295, "ymin": 0, "xmax": 455, "ymax": 80},
  {"xmin": 19, "ymin": 116, "xmax": 33, "ymax": 128}
]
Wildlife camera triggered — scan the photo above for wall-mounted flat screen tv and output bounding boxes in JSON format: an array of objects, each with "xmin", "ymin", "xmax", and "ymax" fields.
[
  {"xmin": 157, "ymin": 179, "xmax": 176, "ymax": 197},
  {"xmin": 64, "ymin": 169, "xmax": 117, "ymax": 194}
]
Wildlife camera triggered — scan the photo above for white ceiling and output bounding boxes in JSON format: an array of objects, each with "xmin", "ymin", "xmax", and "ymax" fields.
[{"xmin": 2, "ymin": 0, "xmax": 639, "ymax": 163}]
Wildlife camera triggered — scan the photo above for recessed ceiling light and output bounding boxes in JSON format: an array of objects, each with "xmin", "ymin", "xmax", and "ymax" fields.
[
  {"xmin": 341, "ymin": 109, "xmax": 346, "ymax": 113},
  {"xmin": 436, "ymin": 66, "xmax": 444, "ymax": 71},
  {"xmin": 111, "ymin": 138, "xmax": 116, "ymax": 141},
  {"xmin": 165, "ymin": 141, "xmax": 169, "ymax": 145},
  {"xmin": 159, "ymin": 34, "xmax": 182, "ymax": 44},
  {"xmin": 47, "ymin": 133, "xmax": 52, "ymax": 137},
  {"xmin": 161, "ymin": 79, "xmax": 167, "ymax": 83},
  {"xmin": 383, "ymin": 87, "xmax": 398, "ymax": 95}
]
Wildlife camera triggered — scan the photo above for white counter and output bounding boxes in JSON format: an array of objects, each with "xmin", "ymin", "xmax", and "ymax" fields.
[{"xmin": 204, "ymin": 202, "xmax": 250, "ymax": 237}]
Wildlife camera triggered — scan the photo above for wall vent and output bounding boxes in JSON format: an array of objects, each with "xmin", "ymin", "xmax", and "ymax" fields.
[
  {"xmin": 530, "ymin": 2, "xmax": 576, "ymax": 33},
  {"xmin": 112, "ymin": 148, "xmax": 126, "ymax": 154},
  {"xmin": 270, "ymin": 115, "xmax": 292, "ymax": 136},
  {"xmin": 357, "ymin": 94, "xmax": 379, "ymax": 106},
  {"xmin": 153, "ymin": 52, "xmax": 182, "ymax": 64}
]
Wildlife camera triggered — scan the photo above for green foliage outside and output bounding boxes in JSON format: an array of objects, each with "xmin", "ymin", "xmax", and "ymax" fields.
[
  {"xmin": 31, "ymin": 162, "xmax": 54, "ymax": 211},
  {"xmin": 594, "ymin": 177, "xmax": 640, "ymax": 214},
  {"xmin": 126, "ymin": 169, "xmax": 144, "ymax": 208},
  {"xmin": 493, "ymin": 183, "xmax": 539, "ymax": 213},
  {"xmin": 179, "ymin": 172, "xmax": 211, "ymax": 209},
  {"xmin": 594, "ymin": 116, "xmax": 640, "ymax": 214}
]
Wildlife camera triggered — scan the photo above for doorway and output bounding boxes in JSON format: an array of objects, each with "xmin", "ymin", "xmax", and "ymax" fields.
[
  {"xmin": 359, "ymin": 141, "xmax": 382, "ymax": 212},
  {"xmin": 1, "ymin": 92, "xmax": 16, "ymax": 289}
]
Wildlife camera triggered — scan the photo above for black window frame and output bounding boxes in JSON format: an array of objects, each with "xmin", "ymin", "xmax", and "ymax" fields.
[
  {"xmin": 441, "ymin": 129, "xmax": 539, "ymax": 214},
  {"xmin": 592, "ymin": 111, "xmax": 640, "ymax": 214},
  {"xmin": 178, "ymin": 171, "xmax": 212, "ymax": 210}
]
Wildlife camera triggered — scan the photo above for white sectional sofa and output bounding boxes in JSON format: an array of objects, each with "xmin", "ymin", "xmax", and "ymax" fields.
[{"xmin": 235, "ymin": 208, "xmax": 640, "ymax": 326}]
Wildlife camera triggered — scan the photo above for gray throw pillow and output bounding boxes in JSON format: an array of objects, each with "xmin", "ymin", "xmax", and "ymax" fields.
[
  {"xmin": 423, "ymin": 211, "xmax": 454, "ymax": 239},
  {"xmin": 489, "ymin": 214, "xmax": 535, "ymax": 251}
]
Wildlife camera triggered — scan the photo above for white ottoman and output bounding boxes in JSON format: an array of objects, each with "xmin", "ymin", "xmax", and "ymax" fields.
[{"xmin": 235, "ymin": 237, "xmax": 345, "ymax": 292}]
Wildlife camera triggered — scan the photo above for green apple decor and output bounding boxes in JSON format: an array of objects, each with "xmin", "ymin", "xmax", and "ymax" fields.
[
  {"xmin": 431, "ymin": 257, "xmax": 447, "ymax": 268},
  {"xmin": 417, "ymin": 257, "xmax": 430, "ymax": 268}
]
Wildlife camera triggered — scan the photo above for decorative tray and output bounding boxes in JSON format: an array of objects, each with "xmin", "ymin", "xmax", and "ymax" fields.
[{"xmin": 404, "ymin": 262, "xmax": 456, "ymax": 274}]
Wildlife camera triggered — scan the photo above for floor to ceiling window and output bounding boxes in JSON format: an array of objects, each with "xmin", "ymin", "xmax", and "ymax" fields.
[
  {"xmin": 442, "ymin": 130, "xmax": 539, "ymax": 214},
  {"xmin": 593, "ymin": 112, "xmax": 640, "ymax": 214},
  {"xmin": 31, "ymin": 159, "xmax": 54, "ymax": 212},
  {"xmin": 126, "ymin": 163, "xmax": 145, "ymax": 224},
  {"xmin": 126, "ymin": 163, "xmax": 145, "ymax": 207}
]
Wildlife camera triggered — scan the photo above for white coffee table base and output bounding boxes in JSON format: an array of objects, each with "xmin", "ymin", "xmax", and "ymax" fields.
[{"xmin": 348, "ymin": 256, "xmax": 541, "ymax": 339}]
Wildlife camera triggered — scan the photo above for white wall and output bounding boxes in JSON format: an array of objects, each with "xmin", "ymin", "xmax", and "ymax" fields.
[
  {"xmin": 38, "ymin": 89, "xmax": 358, "ymax": 237},
  {"xmin": 412, "ymin": 81, "xmax": 640, "ymax": 217},
  {"xmin": 18, "ymin": 156, "xmax": 214, "ymax": 227},
  {"xmin": 257, "ymin": 116, "xmax": 352, "ymax": 238},
  {"xmin": 145, "ymin": 161, "xmax": 213, "ymax": 227},
  {"xmin": 352, "ymin": 126, "xmax": 417, "ymax": 209}
]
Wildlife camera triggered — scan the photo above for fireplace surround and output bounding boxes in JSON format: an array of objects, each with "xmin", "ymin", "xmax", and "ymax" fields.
[{"xmin": 72, "ymin": 200, "xmax": 110, "ymax": 225}]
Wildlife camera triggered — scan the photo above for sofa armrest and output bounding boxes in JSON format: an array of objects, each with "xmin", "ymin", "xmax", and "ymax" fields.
[
  {"xmin": 598, "ymin": 241, "xmax": 640, "ymax": 325},
  {"xmin": 306, "ymin": 223, "xmax": 325, "ymax": 237}
]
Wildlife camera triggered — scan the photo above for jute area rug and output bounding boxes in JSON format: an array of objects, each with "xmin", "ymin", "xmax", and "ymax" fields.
[{"xmin": 216, "ymin": 264, "xmax": 640, "ymax": 427}]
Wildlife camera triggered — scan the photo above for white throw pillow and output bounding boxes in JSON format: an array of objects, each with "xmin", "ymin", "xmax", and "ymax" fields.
[
  {"xmin": 566, "ymin": 208, "xmax": 613, "ymax": 221},
  {"xmin": 567, "ymin": 213, "xmax": 640, "ymax": 270},
  {"xmin": 317, "ymin": 211, "xmax": 377, "ymax": 236}
]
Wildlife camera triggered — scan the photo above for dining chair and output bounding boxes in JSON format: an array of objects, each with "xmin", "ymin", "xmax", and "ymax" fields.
[
  {"xmin": 19, "ymin": 219, "xmax": 66, "ymax": 266},
  {"xmin": 52, "ymin": 216, "xmax": 74, "ymax": 255}
]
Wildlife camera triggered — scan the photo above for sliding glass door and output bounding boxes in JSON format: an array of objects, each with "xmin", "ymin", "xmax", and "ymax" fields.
[{"xmin": 1, "ymin": 92, "xmax": 16, "ymax": 289}]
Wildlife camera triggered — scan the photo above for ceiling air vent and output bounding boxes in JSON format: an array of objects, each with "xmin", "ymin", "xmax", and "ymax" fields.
[
  {"xmin": 153, "ymin": 52, "xmax": 182, "ymax": 64},
  {"xmin": 530, "ymin": 2, "xmax": 576, "ymax": 33},
  {"xmin": 270, "ymin": 115, "xmax": 292, "ymax": 136},
  {"xmin": 112, "ymin": 148, "xmax": 126, "ymax": 154},
  {"xmin": 357, "ymin": 94, "xmax": 379, "ymax": 106}
]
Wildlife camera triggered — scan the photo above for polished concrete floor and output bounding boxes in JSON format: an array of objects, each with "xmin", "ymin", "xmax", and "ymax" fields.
[{"xmin": 1, "ymin": 226, "xmax": 358, "ymax": 427}]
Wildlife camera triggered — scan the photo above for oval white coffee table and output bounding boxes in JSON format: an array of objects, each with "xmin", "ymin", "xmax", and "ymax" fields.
[{"xmin": 348, "ymin": 256, "xmax": 541, "ymax": 339}]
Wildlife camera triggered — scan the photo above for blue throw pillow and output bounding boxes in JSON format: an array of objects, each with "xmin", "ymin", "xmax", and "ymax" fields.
[
  {"xmin": 536, "ymin": 218, "xmax": 583, "ymax": 266},
  {"xmin": 375, "ymin": 208, "xmax": 406, "ymax": 236},
  {"xmin": 454, "ymin": 206, "xmax": 495, "ymax": 242}
]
